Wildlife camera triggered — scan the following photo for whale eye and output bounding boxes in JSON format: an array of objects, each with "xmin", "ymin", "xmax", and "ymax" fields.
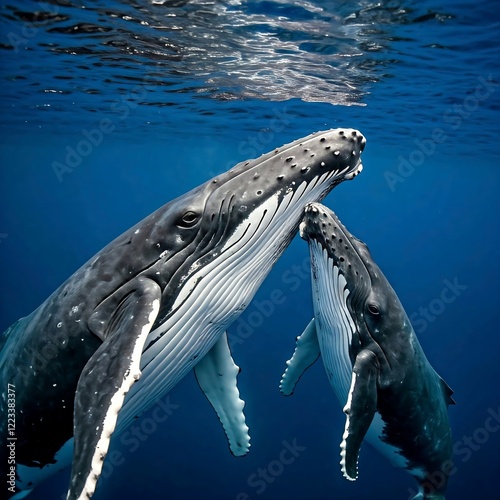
[
  {"xmin": 178, "ymin": 211, "xmax": 199, "ymax": 228},
  {"xmin": 367, "ymin": 304, "xmax": 380, "ymax": 316}
]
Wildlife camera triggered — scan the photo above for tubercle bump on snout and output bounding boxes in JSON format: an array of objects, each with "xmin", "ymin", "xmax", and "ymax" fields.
[
  {"xmin": 316, "ymin": 129, "xmax": 366, "ymax": 162},
  {"xmin": 295, "ymin": 129, "xmax": 364, "ymax": 164},
  {"xmin": 301, "ymin": 203, "xmax": 336, "ymax": 242},
  {"xmin": 228, "ymin": 128, "xmax": 365, "ymax": 197}
]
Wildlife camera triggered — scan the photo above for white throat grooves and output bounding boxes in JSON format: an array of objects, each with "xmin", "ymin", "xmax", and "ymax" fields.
[
  {"xmin": 117, "ymin": 172, "xmax": 335, "ymax": 432},
  {"xmin": 309, "ymin": 241, "xmax": 356, "ymax": 405}
]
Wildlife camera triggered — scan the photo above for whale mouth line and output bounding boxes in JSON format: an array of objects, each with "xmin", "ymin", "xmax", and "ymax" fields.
[
  {"xmin": 170, "ymin": 155, "xmax": 364, "ymax": 318},
  {"xmin": 344, "ymin": 159, "xmax": 363, "ymax": 180}
]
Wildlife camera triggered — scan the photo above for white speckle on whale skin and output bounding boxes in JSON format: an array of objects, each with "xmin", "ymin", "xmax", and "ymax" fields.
[
  {"xmin": 134, "ymin": 229, "xmax": 140, "ymax": 234},
  {"xmin": 57, "ymin": 322, "xmax": 62, "ymax": 328},
  {"xmin": 70, "ymin": 305, "xmax": 79, "ymax": 316}
]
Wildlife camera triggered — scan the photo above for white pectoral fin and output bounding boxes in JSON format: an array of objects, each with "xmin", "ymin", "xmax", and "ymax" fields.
[
  {"xmin": 340, "ymin": 349, "xmax": 379, "ymax": 482},
  {"xmin": 279, "ymin": 319, "xmax": 320, "ymax": 396},
  {"xmin": 68, "ymin": 277, "xmax": 161, "ymax": 500},
  {"xmin": 194, "ymin": 332, "xmax": 250, "ymax": 457}
]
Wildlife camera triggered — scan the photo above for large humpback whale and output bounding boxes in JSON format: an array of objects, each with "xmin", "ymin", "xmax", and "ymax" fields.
[
  {"xmin": 280, "ymin": 203, "xmax": 454, "ymax": 499},
  {"xmin": 0, "ymin": 129, "xmax": 365, "ymax": 499}
]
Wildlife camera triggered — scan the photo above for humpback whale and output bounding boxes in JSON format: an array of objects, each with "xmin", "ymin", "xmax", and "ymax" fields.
[
  {"xmin": 0, "ymin": 129, "xmax": 365, "ymax": 499},
  {"xmin": 280, "ymin": 203, "xmax": 454, "ymax": 499}
]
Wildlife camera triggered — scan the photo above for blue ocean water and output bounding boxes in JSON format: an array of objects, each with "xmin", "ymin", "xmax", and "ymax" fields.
[{"xmin": 0, "ymin": 0, "xmax": 499, "ymax": 499}]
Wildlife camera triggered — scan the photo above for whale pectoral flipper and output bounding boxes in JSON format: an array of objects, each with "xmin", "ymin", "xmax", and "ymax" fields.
[
  {"xmin": 340, "ymin": 349, "xmax": 379, "ymax": 482},
  {"xmin": 67, "ymin": 277, "xmax": 161, "ymax": 500},
  {"xmin": 279, "ymin": 319, "xmax": 320, "ymax": 396},
  {"xmin": 440, "ymin": 376, "xmax": 456, "ymax": 405},
  {"xmin": 194, "ymin": 332, "xmax": 250, "ymax": 457}
]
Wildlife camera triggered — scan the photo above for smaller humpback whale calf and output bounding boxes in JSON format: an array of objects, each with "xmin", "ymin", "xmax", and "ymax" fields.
[
  {"xmin": 0, "ymin": 129, "xmax": 365, "ymax": 499},
  {"xmin": 280, "ymin": 203, "xmax": 454, "ymax": 499}
]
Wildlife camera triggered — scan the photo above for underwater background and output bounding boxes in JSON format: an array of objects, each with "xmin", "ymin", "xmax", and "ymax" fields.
[{"xmin": 0, "ymin": 0, "xmax": 499, "ymax": 499}]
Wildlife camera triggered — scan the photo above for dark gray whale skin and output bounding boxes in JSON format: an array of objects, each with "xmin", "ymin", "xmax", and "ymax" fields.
[
  {"xmin": 283, "ymin": 202, "xmax": 454, "ymax": 499},
  {"xmin": 0, "ymin": 129, "xmax": 365, "ymax": 499}
]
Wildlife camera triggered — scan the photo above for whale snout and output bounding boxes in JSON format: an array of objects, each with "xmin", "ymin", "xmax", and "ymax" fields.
[
  {"xmin": 340, "ymin": 129, "xmax": 365, "ymax": 180},
  {"xmin": 299, "ymin": 202, "xmax": 353, "ymax": 253},
  {"xmin": 340, "ymin": 128, "xmax": 366, "ymax": 152},
  {"xmin": 299, "ymin": 202, "xmax": 336, "ymax": 242},
  {"xmin": 286, "ymin": 128, "xmax": 365, "ymax": 186},
  {"xmin": 299, "ymin": 203, "xmax": 370, "ymax": 285}
]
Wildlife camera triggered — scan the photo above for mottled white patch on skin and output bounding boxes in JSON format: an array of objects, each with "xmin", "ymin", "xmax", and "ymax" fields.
[
  {"xmin": 340, "ymin": 372, "xmax": 358, "ymax": 481},
  {"xmin": 77, "ymin": 299, "xmax": 160, "ymax": 500},
  {"xmin": 194, "ymin": 333, "xmax": 250, "ymax": 456},
  {"xmin": 279, "ymin": 319, "xmax": 320, "ymax": 396}
]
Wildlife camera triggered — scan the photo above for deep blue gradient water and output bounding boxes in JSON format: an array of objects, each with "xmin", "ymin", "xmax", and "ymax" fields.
[{"xmin": 0, "ymin": 0, "xmax": 499, "ymax": 499}]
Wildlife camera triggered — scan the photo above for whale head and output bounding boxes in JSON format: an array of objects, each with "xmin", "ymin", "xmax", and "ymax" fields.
[
  {"xmin": 144, "ymin": 129, "xmax": 366, "ymax": 318},
  {"xmin": 119, "ymin": 129, "xmax": 367, "ymax": 430},
  {"xmin": 299, "ymin": 202, "xmax": 412, "ymax": 377}
]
